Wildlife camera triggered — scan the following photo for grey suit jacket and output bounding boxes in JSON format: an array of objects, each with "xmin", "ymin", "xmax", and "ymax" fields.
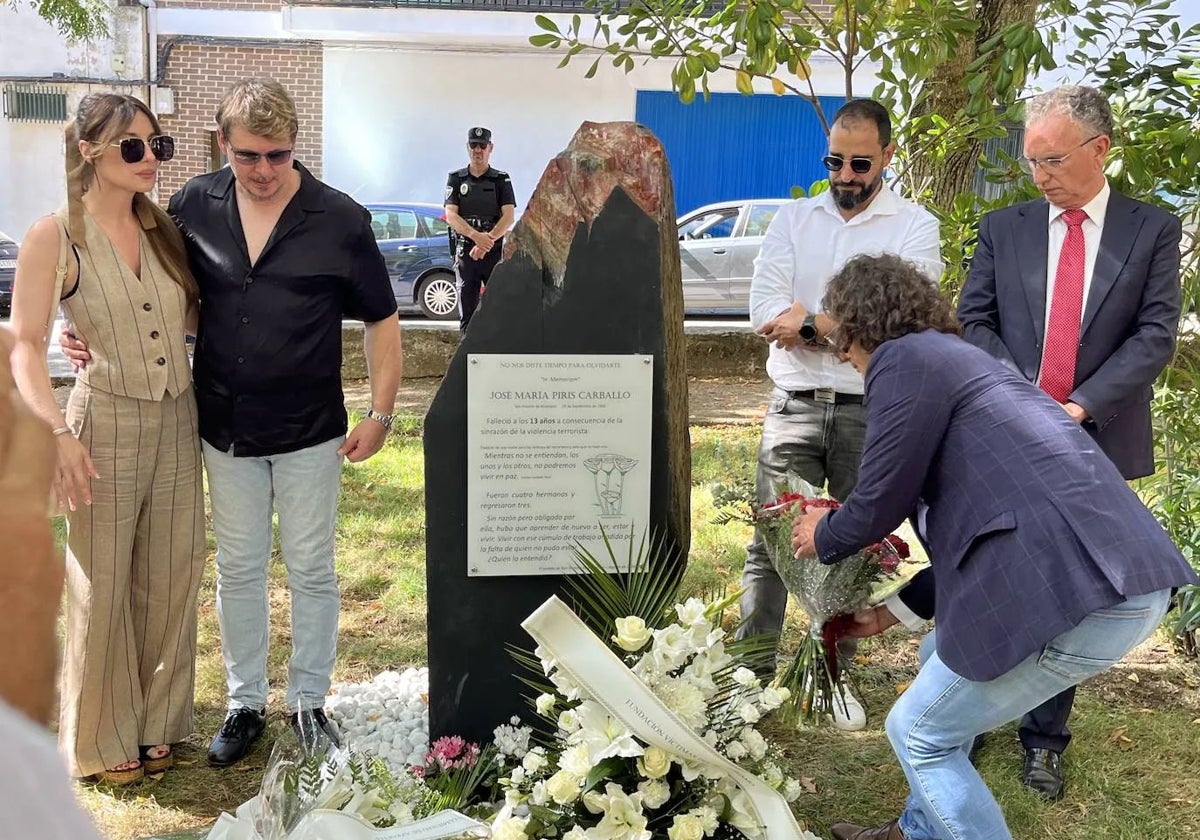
[
  {"xmin": 957, "ymin": 190, "xmax": 1182, "ymax": 479},
  {"xmin": 813, "ymin": 331, "xmax": 1197, "ymax": 682}
]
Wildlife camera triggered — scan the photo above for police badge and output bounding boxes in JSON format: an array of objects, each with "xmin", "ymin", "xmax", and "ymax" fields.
[{"xmin": 460, "ymin": 183, "xmax": 469, "ymax": 195}]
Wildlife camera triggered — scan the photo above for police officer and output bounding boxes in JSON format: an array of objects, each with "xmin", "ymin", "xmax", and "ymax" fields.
[{"xmin": 444, "ymin": 126, "xmax": 516, "ymax": 331}]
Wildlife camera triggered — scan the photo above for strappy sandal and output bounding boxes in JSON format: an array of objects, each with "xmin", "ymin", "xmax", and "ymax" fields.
[
  {"xmin": 92, "ymin": 759, "xmax": 144, "ymax": 786},
  {"xmin": 139, "ymin": 745, "xmax": 173, "ymax": 774}
]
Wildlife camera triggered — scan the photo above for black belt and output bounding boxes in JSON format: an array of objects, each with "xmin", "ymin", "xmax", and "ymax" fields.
[{"xmin": 786, "ymin": 388, "xmax": 863, "ymax": 405}]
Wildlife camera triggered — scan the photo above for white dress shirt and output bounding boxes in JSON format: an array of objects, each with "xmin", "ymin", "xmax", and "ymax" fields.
[
  {"xmin": 1041, "ymin": 179, "xmax": 1111, "ymax": 343},
  {"xmin": 0, "ymin": 699, "xmax": 107, "ymax": 840},
  {"xmin": 750, "ymin": 186, "xmax": 944, "ymax": 393}
]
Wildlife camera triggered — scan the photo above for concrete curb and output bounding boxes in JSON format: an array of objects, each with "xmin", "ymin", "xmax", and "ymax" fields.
[{"xmin": 341, "ymin": 322, "xmax": 767, "ymax": 379}]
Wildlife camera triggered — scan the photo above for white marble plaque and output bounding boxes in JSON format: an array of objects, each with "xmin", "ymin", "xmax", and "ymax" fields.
[{"xmin": 467, "ymin": 354, "xmax": 653, "ymax": 576}]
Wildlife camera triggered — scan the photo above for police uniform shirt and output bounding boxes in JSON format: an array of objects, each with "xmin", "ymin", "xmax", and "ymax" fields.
[{"xmin": 444, "ymin": 166, "xmax": 516, "ymax": 225}]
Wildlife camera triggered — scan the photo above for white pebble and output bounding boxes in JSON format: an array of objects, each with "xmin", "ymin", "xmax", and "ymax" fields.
[{"xmin": 328, "ymin": 667, "xmax": 430, "ymax": 775}]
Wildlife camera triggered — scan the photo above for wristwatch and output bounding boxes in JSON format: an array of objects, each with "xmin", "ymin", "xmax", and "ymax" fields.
[
  {"xmin": 365, "ymin": 408, "xmax": 395, "ymax": 430},
  {"xmin": 799, "ymin": 314, "xmax": 819, "ymax": 345}
]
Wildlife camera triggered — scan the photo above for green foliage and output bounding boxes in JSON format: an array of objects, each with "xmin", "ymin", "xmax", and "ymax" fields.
[{"xmin": 14, "ymin": 0, "xmax": 109, "ymax": 40}]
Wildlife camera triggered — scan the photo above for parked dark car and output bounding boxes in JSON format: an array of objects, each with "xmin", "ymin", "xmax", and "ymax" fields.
[
  {"xmin": 364, "ymin": 203, "xmax": 458, "ymax": 320},
  {"xmin": 0, "ymin": 230, "xmax": 17, "ymax": 316}
]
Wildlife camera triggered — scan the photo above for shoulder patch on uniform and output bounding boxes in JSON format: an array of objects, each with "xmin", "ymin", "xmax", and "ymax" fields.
[{"xmin": 444, "ymin": 184, "xmax": 453, "ymax": 201}]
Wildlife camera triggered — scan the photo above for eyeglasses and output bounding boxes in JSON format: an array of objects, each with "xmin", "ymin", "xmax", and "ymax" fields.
[
  {"xmin": 1021, "ymin": 135, "xmax": 1102, "ymax": 171},
  {"xmin": 109, "ymin": 136, "xmax": 175, "ymax": 164},
  {"xmin": 825, "ymin": 325, "xmax": 852, "ymax": 355},
  {"xmin": 229, "ymin": 147, "xmax": 294, "ymax": 167},
  {"xmin": 468, "ymin": 141, "xmax": 489, "ymax": 150},
  {"xmin": 823, "ymin": 154, "xmax": 874, "ymax": 174}
]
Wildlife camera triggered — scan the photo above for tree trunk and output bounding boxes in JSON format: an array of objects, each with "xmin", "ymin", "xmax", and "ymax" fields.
[{"xmin": 909, "ymin": 0, "xmax": 1038, "ymax": 210}]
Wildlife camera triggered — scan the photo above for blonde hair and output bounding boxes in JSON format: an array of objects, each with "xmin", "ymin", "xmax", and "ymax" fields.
[
  {"xmin": 65, "ymin": 93, "xmax": 198, "ymax": 307},
  {"xmin": 215, "ymin": 78, "xmax": 299, "ymax": 142}
]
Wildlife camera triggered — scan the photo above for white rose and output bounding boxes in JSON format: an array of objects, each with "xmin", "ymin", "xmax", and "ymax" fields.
[
  {"xmin": 558, "ymin": 708, "xmax": 581, "ymax": 733},
  {"xmin": 545, "ymin": 769, "xmax": 581, "ymax": 804},
  {"xmin": 535, "ymin": 693, "xmax": 557, "ymax": 716},
  {"xmin": 737, "ymin": 701, "xmax": 761, "ymax": 724},
  {"xmin": 732, "ymin": 666, "xmax": 757, "ymax": 687},
  {"xmin": 667, "ymin": 814, "xmax": 705, "ymax": 840},
  {"xmin": 491, "ymin": 816, "xmax": 530, "ymax": 840},
  {"xmin": 742, "ymin": 728, "xmax": 768, "ymax": 760},
  {"xmin": 522, "ymin": 747, "xmax": 548, "ymax": 773},
  {"xmin": 530, "ymin": 780, "xmax": 549, "ymax": 806},
  {"xmin": 758, "ymin": 686, "xmax": 786, "ymax": 711},
  {"xmin": 783, "ymin": 778, "xmax": 803, "ymax": 802},
  {"xmin": 612, "ymin": 616, "xmax": 653, "ymax": 652},
  {"xmin": 638, "ymin": 778, "xmax": 671, "ymax": 809},
  {"xmin": 638, "ymin": 745, "xmax": 672, "ymax": 779},
  {"xmin": 724, "ymin": 739, "xmax": 748, "ymax": 760}
]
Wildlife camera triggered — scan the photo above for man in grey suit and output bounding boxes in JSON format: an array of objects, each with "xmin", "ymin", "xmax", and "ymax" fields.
[
  {"xmin": 790, "ymin": 254, "xmax": 1196, "ymax": 840},
  {"xmin": 957, "ymin": 85, "xmax": 1183, "ymax": 798}
]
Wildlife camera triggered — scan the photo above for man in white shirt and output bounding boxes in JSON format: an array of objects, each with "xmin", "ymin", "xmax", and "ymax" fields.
[
  {"xmin": 957, "ymin": 84, "xmax": 1182, "ymax": 800},
  {"xmin": 0, "ymin": 326, "xmax": 107, "ymax": 840},
  {"xmin": 743, "ymin": 99, "xmax": 943, "ymax": 731}
]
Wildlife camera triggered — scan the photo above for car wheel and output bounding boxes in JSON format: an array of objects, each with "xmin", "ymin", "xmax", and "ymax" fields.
[{"xmin": 417, "ymin": 271, "xmax": 458, "ymax": 320}]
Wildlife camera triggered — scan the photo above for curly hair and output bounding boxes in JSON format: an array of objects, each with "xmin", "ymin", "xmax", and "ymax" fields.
[{"xmin": 822, "ymin": 254, "xmax": 959, "ymax": 353}]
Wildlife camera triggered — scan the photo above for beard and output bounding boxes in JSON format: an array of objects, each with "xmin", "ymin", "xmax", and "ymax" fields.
[{"xmin": 831, "ymin": 173, "xmax": 883, "ymax": 211}]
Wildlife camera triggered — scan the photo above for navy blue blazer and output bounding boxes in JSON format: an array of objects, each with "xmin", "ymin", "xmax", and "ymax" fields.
[
  {"xmin": 957, "ymin": 191, "xmax": 1181, "ymax": 479},
  {"xmin": 814, "ymin": 331, "xmax": 1197, "ymax": 682}
]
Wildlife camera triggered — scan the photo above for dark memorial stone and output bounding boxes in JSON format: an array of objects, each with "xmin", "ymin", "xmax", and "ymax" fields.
[{"xmin": 424, "ymin": 122, "xmax": 691, "ymax": 742}]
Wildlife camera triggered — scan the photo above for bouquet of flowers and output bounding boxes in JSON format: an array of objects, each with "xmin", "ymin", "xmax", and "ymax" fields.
[
  {"xmin": 201, "ymin": 709, "xmax": 495, "ymax": 840},
  {"xmin": 713, "ymin": 476, "xmax": 908, "ymax": 727},
  {"xmin": 494, "ymin": 534, "xmax": 822, "ymax": 840}
]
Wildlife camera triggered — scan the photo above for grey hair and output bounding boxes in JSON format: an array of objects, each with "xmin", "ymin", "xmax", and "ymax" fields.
[{"xmin": 1025, "ymin": 85, "xmax": 1113, "ymax": 137}]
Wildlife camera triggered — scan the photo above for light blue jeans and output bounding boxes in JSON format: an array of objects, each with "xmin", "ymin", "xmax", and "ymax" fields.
[
  {"xmin": 890, "ymin": 588, "xmax": 1171, "ymax": 840},
  {"xmin": 203, "ymin": 436, "xmax": 345, "ymax": 713}
]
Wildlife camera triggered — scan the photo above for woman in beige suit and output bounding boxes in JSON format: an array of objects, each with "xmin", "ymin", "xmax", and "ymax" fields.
[{"xmin": 9, "ymin": 93, "xmax": 205, "ymax": 785}]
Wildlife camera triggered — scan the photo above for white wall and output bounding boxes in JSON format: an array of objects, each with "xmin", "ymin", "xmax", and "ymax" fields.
[
  {"xmin": 0, "ymin": 1, "xmax": 148, "ymax": 238},
  {"xmin": 322, "ymin": 46, "xmax": 642, "ymax": 206},
  {"xmin": 320, "ymin": 44, "xmax": 866, "ymax": 208}
]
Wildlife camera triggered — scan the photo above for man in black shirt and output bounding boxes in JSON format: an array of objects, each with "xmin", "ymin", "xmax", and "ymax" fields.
[
  {"xmin": 62, "ymin": 78, "xmax": 403, "ymax": 768},
  {"xmin": 444, "ymin": 127, "xmax": 516, "ymax": 331}
]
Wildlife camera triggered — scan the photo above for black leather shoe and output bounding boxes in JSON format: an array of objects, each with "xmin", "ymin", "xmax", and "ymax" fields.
[
  {"xmin": 290, "ymin": 707, "xmax": 341, "ymax": 747},
  {"xmin": 1022, "ymin": 747, "xmax": 1065, "ymax": 800},
  {"xmin": 207, "ymin": 707, "xmax": 267, "ymax": 767}
]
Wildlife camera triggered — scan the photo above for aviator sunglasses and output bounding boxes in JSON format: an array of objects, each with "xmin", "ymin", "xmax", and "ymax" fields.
[
  {"xmin": 229, "ymin": 147, "xmax": 295, "ymax": 167},
  {"xmin": 822, "ymin": 154, "xmax": 874, "ymax": 174},
  {"xmin": 109, "ymin": 135, "xmax": 176, "ymax": 164}
]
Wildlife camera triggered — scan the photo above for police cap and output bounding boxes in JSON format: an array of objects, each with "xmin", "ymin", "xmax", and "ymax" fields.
[{"xmin": 467, "ymin": 126, "xmax": 492, "ymax": 144}]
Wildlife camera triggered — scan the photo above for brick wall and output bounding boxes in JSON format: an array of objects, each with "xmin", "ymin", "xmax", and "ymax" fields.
[{"xmin": 155, "ymin": 41, "xmax": 323, "ymax": 200}]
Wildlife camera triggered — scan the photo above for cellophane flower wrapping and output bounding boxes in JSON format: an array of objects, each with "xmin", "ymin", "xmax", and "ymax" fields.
[{"xmin": 714, "ymin": 474, "xmax": 907, "ymax": 727}]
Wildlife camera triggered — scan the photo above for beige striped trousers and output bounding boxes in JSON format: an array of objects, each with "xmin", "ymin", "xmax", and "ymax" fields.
[{"xmin": 58, "ymin": 381, "xmax": 206, "ymax": 778}]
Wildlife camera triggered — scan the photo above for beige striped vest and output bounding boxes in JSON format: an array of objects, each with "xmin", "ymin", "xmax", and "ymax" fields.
[{"xmin": 58, "ymin": 207, "xmax": 191, "ymax": 400}]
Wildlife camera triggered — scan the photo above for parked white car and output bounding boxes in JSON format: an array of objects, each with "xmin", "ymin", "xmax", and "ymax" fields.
[{"xmin": 677, "ymin": 199, "xmax": 789, "ymax": 316}]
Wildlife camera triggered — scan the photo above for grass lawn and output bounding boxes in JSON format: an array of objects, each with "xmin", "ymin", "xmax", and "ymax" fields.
[{"xmin": 72, "ymin": 422, "xmax": 1200, "ymax": 839}]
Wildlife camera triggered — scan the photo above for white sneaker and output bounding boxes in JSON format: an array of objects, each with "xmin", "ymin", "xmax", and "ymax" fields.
[{"xmin": 829, "ymin": 684, "xmax": 867, "ymax": 731}]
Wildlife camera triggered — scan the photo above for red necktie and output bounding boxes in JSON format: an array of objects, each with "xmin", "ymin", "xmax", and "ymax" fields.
[{"xmin": 1039, "ymin": 208, "xmax": 1088, "ymax": 403}]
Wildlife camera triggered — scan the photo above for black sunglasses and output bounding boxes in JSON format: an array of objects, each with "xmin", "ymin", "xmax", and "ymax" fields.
[
  {"xmin": 229, "ymin": 147, "xmax": 294, "ymax": 167},
  {"xmin": 822, "ymin": 154, "xmax": 874, "ymax": 174},
  {"xmin": 468, "ymin": 141, "xmax": 489, "ymax": 149},
  {"xmin": 110, "ymin": 135, "xmax": 175, "ymax": 164}
]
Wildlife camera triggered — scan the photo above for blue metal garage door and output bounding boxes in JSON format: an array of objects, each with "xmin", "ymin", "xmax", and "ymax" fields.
[{"xmin": 635, "ymin": 91, "xmax": 845, "ymax": 217}]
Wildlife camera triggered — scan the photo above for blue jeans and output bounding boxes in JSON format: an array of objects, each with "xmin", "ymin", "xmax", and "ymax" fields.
[
  {"xmin": 203, "ymin": 437, "xmax": 345, "ymax": 712},
  {"xmin": 738, "ymin": 390, "xmax": 866, "ymax": 663},
  {"xmin": 890, "ymin": 589, "xmax": 1171, "ymax": 840}
]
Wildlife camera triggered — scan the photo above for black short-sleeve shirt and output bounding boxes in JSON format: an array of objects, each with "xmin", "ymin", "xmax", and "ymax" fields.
[
  {"xmin": 168, "ymin": 162, "xmax": 397, "ymax": 457},
  {"xmin": 444, "ymin": 166, "xmax": 516, "ymax": 222}
]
